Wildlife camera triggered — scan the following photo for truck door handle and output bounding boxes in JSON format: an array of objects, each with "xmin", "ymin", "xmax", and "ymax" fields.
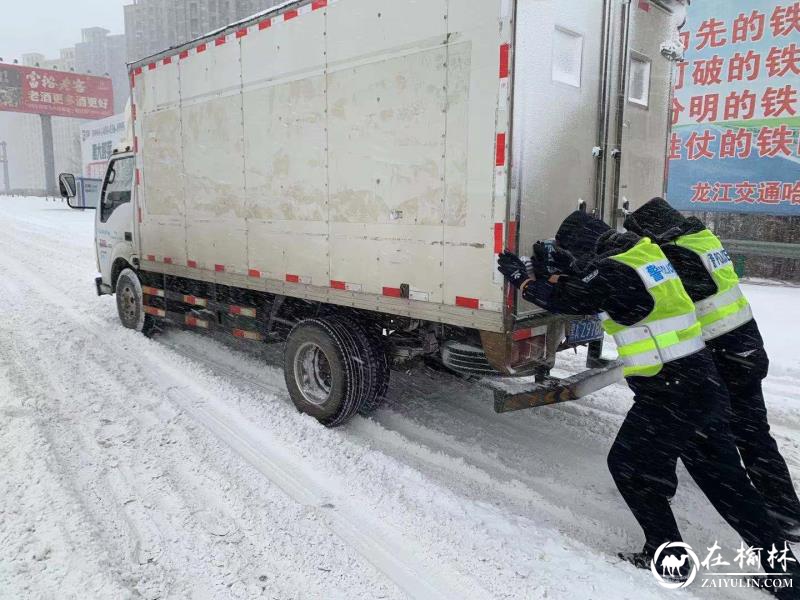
[{"xmin": 125, "ymin": 232, "xmax": 132, "ymax": 241}]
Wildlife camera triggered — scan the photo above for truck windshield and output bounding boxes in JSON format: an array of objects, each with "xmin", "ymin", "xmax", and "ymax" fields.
[{"xmin": 100, "ymin": 156, "xmax": 134, "ymax": 223}]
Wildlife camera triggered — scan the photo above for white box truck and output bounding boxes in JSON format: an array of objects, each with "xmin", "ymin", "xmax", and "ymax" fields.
[{"xmin": 60, "ymin": 0, "xmax": 688, "ymax": 426}]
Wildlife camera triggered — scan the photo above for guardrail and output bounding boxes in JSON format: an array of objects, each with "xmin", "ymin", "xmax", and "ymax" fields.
[{"xmin": 723, "ymin": 240, "xmax": 800, "ymax": 260}]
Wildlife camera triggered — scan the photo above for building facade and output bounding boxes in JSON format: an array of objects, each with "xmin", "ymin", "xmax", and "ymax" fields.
[
  {"xmin": 75, "ymin": 27, "xmax": 128, "ymax": 114},
  {"xmin": 125, "ymin": 0, "xmax": 280, "ymax": 63}
]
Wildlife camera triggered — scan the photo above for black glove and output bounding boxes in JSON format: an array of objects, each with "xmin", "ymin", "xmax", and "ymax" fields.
[
  {"xmin": 530, "ymin": 242, "xmax": 552, "ymax": 278},
  {"xmin": 533, "ymin": 241, "xmax": 577, "ymax": 276},
  {"xmin": 497, "ymin": 251, "xmax": 530, "ymax": 289}
]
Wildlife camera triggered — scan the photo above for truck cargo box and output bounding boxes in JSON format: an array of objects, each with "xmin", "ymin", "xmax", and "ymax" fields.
[{"xmin": 132, "ymin": 0, "xmax": 516, "ymax": 333}]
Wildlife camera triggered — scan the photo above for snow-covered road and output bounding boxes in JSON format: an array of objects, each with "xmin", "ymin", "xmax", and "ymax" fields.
[{"xmin": 2, "ymin": 196, "xmax": 799, "ymax": 600}]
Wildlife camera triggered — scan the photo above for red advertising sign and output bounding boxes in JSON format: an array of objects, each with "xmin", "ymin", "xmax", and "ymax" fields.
[{"xmin": 0, "ymin": 64, "xmax": 113, "ymax": 120}]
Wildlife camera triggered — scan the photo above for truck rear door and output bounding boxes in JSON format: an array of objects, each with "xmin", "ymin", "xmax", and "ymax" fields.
[
  {"xmin": 511, "ymin": 0, "xmax": 607, "ymax": 247},
  {"xmin": 610, "ymin": 0, "xmax": 681, "ymax": 219},
  {"xmin": 511, "ymin": 0, "xmax": 608, "ymax": 319}
]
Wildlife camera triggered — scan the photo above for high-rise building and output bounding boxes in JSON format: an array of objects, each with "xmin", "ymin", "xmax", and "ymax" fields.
[
  {"xmin": 124, "ymin": 0, "xmax": 280, "ymax": 63},
  {"xmin": 75, "ymin": 27, "xmax": 129, "ymax": 113}
]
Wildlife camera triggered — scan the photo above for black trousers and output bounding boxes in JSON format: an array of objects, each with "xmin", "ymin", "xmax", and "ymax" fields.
[
  {"xmin": 607, "ymin": 351, "xmax": 787, "ymax": 555},
  {"xmin": 710, "ymin": 343, "xmax": 800, "ymax": 524}
]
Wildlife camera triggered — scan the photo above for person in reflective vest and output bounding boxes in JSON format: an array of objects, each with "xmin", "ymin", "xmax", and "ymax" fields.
[
  {"xmin": 625, "ymin": 197, "xmax": 800, "ymax": 538},
  {"xmin": 597, "ymin": 237, "xmax": 704, "ymax": 377},
  {"xmin": 498, "ymin": 211, "xmax": 799, "ymax": 593}
]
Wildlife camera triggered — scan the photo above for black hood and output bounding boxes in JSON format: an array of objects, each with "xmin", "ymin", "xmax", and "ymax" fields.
[
  {"xmin": 624, "ymin": 197, "xmax": 693, "ymax": 242},
  {"xmin": 555, "ymin": 211, "xmax": 612, "ymax": 268}
]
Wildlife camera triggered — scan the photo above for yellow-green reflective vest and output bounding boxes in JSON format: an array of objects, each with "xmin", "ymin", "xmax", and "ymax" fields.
[
  {"xmin": 672, "ymin": 229, "xmax": 753, "ymax": 341},
  {"xmin": 600, "ymin": 238, "xmax": 705, "ymax": 378}
]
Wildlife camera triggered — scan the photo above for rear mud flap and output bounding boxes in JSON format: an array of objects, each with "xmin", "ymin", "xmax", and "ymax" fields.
[{"xmin": 492, "ymin": 361, "xmax": 623, "ymax": 413}]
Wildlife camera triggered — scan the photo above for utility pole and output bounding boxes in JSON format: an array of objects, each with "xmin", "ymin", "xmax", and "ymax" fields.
[
  {"xmin": 40, "ymin": 115, "xmax": 56, "ymax": 197},
  {"xmin": 0, "ymin": 141, "xmax": 9, "ymax": 194}
]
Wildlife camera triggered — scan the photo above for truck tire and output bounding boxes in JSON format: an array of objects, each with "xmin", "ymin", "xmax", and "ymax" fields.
[
  {"xmin": 115, "ymin": 268, "xmax": 156, "ymax": 336},
  {"xmin": 284, "ymin": 318, "xmax": 365, "ymax": 427},
  {"xmin": 350, "ymin": 320, "xmax": 390, "ymax": 416}
]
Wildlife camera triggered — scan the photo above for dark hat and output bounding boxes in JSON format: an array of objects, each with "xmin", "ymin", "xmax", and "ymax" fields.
[
  {"xmin": 555, "ymin": 211, "xmax": 612, "ymax": 266},
  {"xmin": 624, "ymin": 197, "xmax": 688, "ymax": 238}
]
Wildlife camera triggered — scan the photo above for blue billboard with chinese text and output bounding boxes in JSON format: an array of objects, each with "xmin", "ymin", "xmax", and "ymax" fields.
[{"xmin": 667, "ymin": 0, "xmax": 800, "ymax": 215}]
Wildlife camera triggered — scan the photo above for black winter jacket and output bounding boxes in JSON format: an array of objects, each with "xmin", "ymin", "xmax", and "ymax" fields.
[{"xmin": 521, "ymin": 230, "xmax": 717, "ymax": 397}]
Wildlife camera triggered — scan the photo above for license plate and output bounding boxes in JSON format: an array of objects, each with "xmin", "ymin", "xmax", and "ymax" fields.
[{"xmin": 566, "ymin": 317, "xmax": 604, "ymax": 345}]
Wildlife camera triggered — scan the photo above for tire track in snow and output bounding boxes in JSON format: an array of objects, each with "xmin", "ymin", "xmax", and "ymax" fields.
[{"xmin": 0, "ymin": 230, "xmax": 487, "ymax": 600}]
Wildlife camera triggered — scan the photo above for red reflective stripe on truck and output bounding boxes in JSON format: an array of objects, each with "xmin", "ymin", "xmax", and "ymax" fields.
[
  {"xmin": 499, "ymin": 43, "xmax": 510, "ymax": 79},
  {"xmin": 284, "ymin": 9, "xmax": 298, "ymax": 20},
  {"xmin": 456, "ymin": 296, "xmax": 480, "ymax": 310},
  {"xmin": 187, "ymin": 260, "xmax": 198, "ymax": 268},
  {"xmin": 382, "ymin": 287, "xmax": 402, "ymax": 298},
  {"xmin": 259, "ymin": 19, "xmax": 272, "ymax": 30},
  {"xmin": 638, "ymin": 0, "xmax": 651, "ymax": 12},
  {"xmin": 179, "ymin": 50, "xmax": 189, "ymax": 60},
  {"xmin": 507, "ymin": 221, "xmax": 518, "ymax": 252},
  {"xmin": 513, "ymin": 328, "xmax": 536, "ymax": 342},
  {"xmin": 146, "ymin": 254, "xmax": 156, "ymax": 262},
  {"xmin": 135, "ymin": 168, "xmax": 140, "ymax": 185},
  {"xmin": 142, "ymin": 286, "xmax": 164, "ymax": 297},
  {"xmin": 216, "ymin": 36, "xmax": 226, "ymax": 46},
  {"xmin": 133, "ymin": 136, "xmax": 138, "ymax": 153},
  {"xmin": 330, "ymin": 280, "xmax": 346, "ymax": 290},
  {"xmin": 163, "ymin": 257, "xmax": 173, "ymax": 265},
  {"xmin": 197, "ymin": 43, "xmax": 207, "ymax": 53},
  {"xmin": 248, "ymin": 269, "xmax": 261, "ymax": 278},
  {"xmin": 131, "ymin": 104, "xmax": 136, "ymax": 120},
  {"xmin": 312, "ymin": 0, "xmax": 328, "ymax": 9},
  {"xmin": 215, "ymin": 264, "xmax": 225, "ymax": 272},
  {"xmin": 144, "ymin": 306, "xmax": 165, "ymax": 318},
  {"xmin": 182, "ymin": 295, "xmax": 207, "ymax": 307},
  {"xmin": 148, "ymin": 63, "xmax": 156, "ymax": 71},
  {"xmin": 286, "ymin": 274, "xmax": 300, "ymax": 283},
  {"xmin": 494, "ymin": 223, "xmax": 504, "ymax": 254},
  {"xmin": 233, "ymin": 329, "xmax": 264, "ymax": 341},
  {"xmin": 163, "ymin": 56, "xmax": 172, "ymax": 65},
  {"xmin": 495, "ymin": 133, "xmax": 507, "ymax": 167},
  {"xmin": 185, "ymin": 316, "xmax": 209, "ymax": 329},
  {"xmin": 236, "ymin": 29, "xmax": 248, "ymax": 38},
  {"xmin": 230, "ymin": 305, "xmax": 257, "ymax": 318},
  {"xmin": 134, "ymin": 67, "xmax": 143, "ymax": 76}
]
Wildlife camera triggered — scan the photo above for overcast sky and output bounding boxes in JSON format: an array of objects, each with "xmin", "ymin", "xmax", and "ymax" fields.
[{"xmin": 0, "ymin": 0, "xmax": 128, "ymax": 62}]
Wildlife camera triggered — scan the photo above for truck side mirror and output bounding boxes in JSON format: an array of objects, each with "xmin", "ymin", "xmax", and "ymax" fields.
[
  {"xmin": 59, "ymin": 173, "xmax": 77, "ymax": 199},
  {"xmin": 59, "ymin": 173, "xmax": 97, "ymax": 210}
]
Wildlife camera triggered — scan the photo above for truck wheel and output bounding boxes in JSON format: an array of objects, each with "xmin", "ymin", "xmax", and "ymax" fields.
[
  {"xmin": 115, "ymin": 268, "xmax": 156, "ymax": 336},
  {"xmin": 351, "ymin": 321, "xmax": 390, "ymax": 416},
  {"xmin": 284, "ymin": 317, "xmax": 366, "ymax": 427}
]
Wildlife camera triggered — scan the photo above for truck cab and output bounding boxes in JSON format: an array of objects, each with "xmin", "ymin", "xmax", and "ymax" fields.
[{"xmin": 60, "ymin": 149, "xmax": 137, "ymax": 297}]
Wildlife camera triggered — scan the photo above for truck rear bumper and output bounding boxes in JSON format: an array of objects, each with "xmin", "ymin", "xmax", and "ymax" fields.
[{"xmin": 492, "ymin": 360, "xmax": 623, "ymax": 413}]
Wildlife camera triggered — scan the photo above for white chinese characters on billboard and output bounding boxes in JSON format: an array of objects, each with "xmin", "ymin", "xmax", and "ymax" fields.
[
  {"xmin": 667, "ymin": 1, "xmax": 800, "ymax": 215},
  {"xmin": 0, "ymin": 64, "xmax": 114, "ymax": 120}
]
